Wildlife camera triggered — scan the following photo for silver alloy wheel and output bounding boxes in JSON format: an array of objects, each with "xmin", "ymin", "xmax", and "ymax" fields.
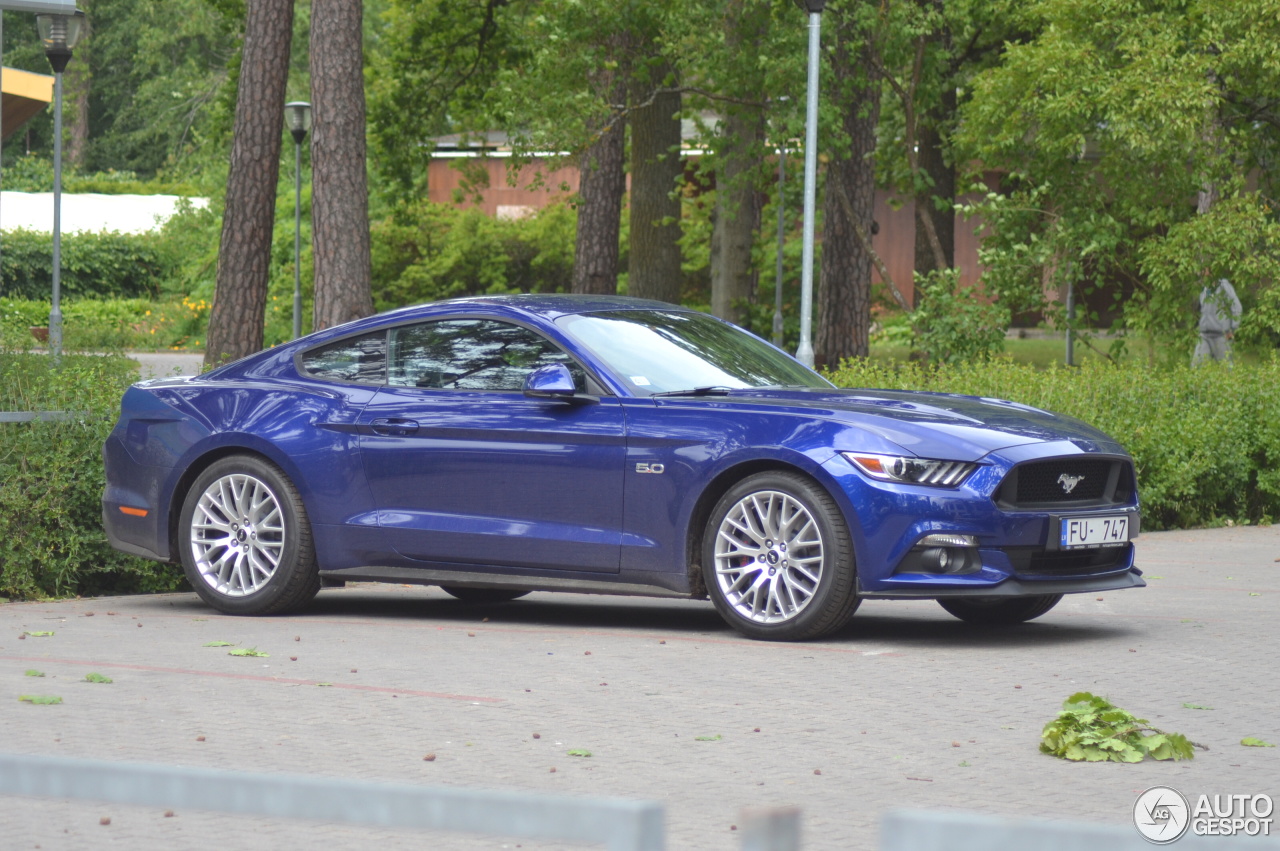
[
  {"xmin": 189, "ymin": 473, "xmax": 286, "ymax": 597},
  {"xmin": 713, "ymin": 489, "xmax": 824, "ymax": 624}
]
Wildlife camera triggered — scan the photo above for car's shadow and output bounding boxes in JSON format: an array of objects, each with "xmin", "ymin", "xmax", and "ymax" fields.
[{"xmin": 146, "ymin": 587, "xmax": 1137, "ymax": 650}]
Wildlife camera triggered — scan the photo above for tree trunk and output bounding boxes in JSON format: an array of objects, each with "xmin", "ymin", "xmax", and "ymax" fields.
[
  {"xmin": 815, "ymin": 20, "xmax": 881, "ymax": 369},
  {"xmin": 65, "ymin": 5, "xmax": 90, "ymax": 169},
  {"xmin": 311, "ymin": 0, "xmax": 374, "ymax": 330},
  {"xmin": 571, "ymin": 55, "xmax": 627, "ymax": 295},
  {"xmin": 710, "ymin": 110, "xmax": 762, "ymax": 325},
  {"xmin": 204, "ymin": 0, "xmax": 294, "ymax": 368},
  {"xmin": 912, "ymin": 88, "xmax": 956, "ymax": 281},
  {"xmin": 627, "ymin": 72, "xmax": 682, "ymax": 305}
]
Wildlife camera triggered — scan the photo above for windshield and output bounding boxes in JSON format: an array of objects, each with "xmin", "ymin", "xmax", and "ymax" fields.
[{"xmin": 556, "ymin": 310, "xmax": 832, "ymax": 396}]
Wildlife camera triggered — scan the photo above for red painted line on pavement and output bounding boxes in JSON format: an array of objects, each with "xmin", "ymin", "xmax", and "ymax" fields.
[{"xmin": 0, "ymin": 655, "xmax": 503, "ymax": 703}]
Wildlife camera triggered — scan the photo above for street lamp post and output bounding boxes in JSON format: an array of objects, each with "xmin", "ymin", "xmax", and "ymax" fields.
[
  {"xmin": 794, "ymin": 0, "xmax": 825, "ymax": 368},
  {"xmin": 35, "ymin": 6, "xmax": 84, "ymax": 360},
  {"xmin": 772, "ymin": 141, "xmax": 787, "ymax": 347},
  {"xmin": 284, "ymin": 101, "xmax": 311, "ymax": 340}
]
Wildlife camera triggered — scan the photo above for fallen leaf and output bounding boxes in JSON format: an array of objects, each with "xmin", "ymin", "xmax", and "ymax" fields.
[
  {"xmin": 228, "ymin": 647, "xmax": 268, "ymax": 658},
  {"xmin": 567, "ymin": 749, "xmax": 592, "ymax": 758},
  {"xmin": 18, "ymin": 695, "xmax": 62, "ymax": 705},
  {"xmin": 84, "ymin": 673, "xmax": 113, "ymax": 684},
  {"xmin": 24, "ymin": 670, "xmax": 44, "ymax": 678},
  {"xmin": 1182, "ymin": 703, "xmax": 1214, "ymax": 710},
  {"xmin": 694, "ymin": 734, "xmax": 722, "ymax": 741},
  {"xmin": 24, "ymin": 631, "xmax": 54, "ymax": 637},
  {"xmin": 1241, "ymin": 738, "xmax": 1275, "ymax": 748},
  {"xmin": 202, "ymin": 641, "xmax": 235, "ymax": 647}
]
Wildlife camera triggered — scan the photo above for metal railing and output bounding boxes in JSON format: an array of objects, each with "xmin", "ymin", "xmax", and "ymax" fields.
[
  {"xmin": 0, "ymin": 753, "xmax": 799, "ymax": 851},
  {"xmin": 882, "ymin": 809, "xmax": 1280, "ymax": 850},
  {"xmin": 0, "ymin": 410, "xmax": 80, "ymax": 422}
]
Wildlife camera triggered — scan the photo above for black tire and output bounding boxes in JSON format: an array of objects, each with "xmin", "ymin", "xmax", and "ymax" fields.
[
  {"xmin": 178, "ymin": 454, "xmax": 320, "ymax": 615},
  {"xmin": 937, "ymin": 594, "xmax": 1063, "ymax": 626},
  {"xmin": 701, "ymin": 471, "xmax": 860, "ymax": 641},
  {"xmin": 440, "ymin": 586, "xmax": 531, "ymax": 603}
]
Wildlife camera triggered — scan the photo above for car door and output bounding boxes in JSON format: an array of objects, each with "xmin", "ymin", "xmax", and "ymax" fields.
[{"xmin": 358, "ymin": 317, "xmax": 626, "ymax": 573}]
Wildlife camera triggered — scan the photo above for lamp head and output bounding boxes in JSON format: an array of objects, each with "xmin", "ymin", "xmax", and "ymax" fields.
[
  {"xmin": 285, "ymin": 101, "xmax": 313, "ymax": 145},
  {"xmin": 36, "ymin": 8, "xmax": 86, "ymax": 74}
]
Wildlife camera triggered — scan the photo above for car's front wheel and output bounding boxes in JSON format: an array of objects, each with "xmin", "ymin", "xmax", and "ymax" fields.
[
  {"xmin": 702, "ymin": 471, "xmax": 859, "ymax": 641},
  {"xmin": 937, "ymin": 594, "xmax": 1063, "ymax": 626},
  {"xmin": 179, "ymin": 455, "xmax": 320, "ymax": 615}
]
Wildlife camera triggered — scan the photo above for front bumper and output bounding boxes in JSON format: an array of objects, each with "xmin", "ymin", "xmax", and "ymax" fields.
[{"xmin": 822, "ymin": 442, "xmax": 1143, "ymax": 599}]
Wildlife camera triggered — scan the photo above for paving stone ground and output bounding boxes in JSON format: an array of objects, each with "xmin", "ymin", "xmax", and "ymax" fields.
[{"xmin": 1, "ymin": 526, "xmax": 1277, "ymax": 850}]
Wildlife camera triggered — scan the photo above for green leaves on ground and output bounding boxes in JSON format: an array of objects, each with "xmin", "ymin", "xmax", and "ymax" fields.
[
  {"xmin": 1241, "ymin": 738, "xmax": 1275, "ymax": 748},
  {"xmin": 202, "ymin": 640, "xmax": 235, "ymax": 647},
  {"xmin": 24, "ymin": 670, "xmax": 44, "ymax": 677},
  {"xmin": 23, "ymin": 631, "xmax": 54, "ymax": 637},
  {"xmin": 694, "ymin": 734, "xmax": 722, "ymax": 741},
  {"xmin": 84, "ymin": 673, "xmax": 113, "ymax": 684},
  {"xmin": 1041, "ymin": 692, "xmax": 1197, "ymax": 763},
  {"xmin": 19, "ymin": 695, "xmax": 62, "ymax": 705},
  {"xmin": 228, "ymin": 647, "xmax": 268, "ymax": 658},
  {"xmin": 566, "ymin": 749, "xmax": 592, "ymax": 758},
  {"xmin": 1182, "ymin": 703, "xmax": 1214, "ymax": 710}
]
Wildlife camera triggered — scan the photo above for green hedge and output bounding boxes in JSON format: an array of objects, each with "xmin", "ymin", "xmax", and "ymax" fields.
[
  {"xmin": 0, "ymin": 229, "xmax": 176, "ymax": 301},
  {"xmin": 826, "ymin": 357, "xmax": 1280, "ymax": 530},
  {"xmin": 0, "ymin": 353, "xmax": 184, "ymax": 599}
]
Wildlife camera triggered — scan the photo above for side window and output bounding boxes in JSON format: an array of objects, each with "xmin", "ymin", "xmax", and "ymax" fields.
[
  {"xmin": 388, "ymin": 319, "xmax": 586, "ymax": 393},
  {"xmin": 300, "ymin": 331, "xmax": 386, "ymax": 384}
]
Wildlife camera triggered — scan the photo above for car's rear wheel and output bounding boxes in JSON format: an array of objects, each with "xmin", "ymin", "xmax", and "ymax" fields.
[
  {"xmin": 439, "ymin": 586, "xmax": 530, "ymax": 603},
  {"xmin": 179, "ymin": 455, "xmax": 320, "ymax": 615},
  {"xmin": 702, "ymin": 471, "xmax": 859, "ymax": 641},
  {"xmin": 937, "ymin": 594, "xmax": 1063, "ymax": 626}
]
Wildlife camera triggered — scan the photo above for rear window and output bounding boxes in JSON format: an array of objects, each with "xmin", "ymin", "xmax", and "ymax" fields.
[{"xmin": 299, "ymin": 331, "xmax": 386, "ymax": 384}]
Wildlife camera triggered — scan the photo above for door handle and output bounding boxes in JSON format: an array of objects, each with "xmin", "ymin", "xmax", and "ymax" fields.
[{"xmin": 370, "ymin": 417, "xmax": 419, "ymax": 436}]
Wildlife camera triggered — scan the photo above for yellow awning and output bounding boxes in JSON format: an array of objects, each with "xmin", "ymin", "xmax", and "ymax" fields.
[{"xmin": 2, "ymin": 66, "xmax": 55, "ymax": 142}]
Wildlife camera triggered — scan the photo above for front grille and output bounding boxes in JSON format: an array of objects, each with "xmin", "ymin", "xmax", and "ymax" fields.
[
  {"xmin": 995, "ymin": 456, "xmax": 1134, "ymax": 509},
  {"xmin": 1004, "ymin": 544, "xmax": 1132, "ymax": 577}
]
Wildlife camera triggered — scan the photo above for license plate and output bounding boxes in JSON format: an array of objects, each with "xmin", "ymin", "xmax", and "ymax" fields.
[{"xmin": 1061, "ymin": 515, "xmax": 1130, "ymax": 549}]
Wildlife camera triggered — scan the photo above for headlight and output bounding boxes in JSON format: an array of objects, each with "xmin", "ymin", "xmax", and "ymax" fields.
[{"xmin": 842, "ymin": 452, "xmax": 977, "ymax": 487}]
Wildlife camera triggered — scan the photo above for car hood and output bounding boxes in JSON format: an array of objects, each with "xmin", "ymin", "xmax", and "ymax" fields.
[{"xmin": 701, "ymin": 387, "xmax": 1127, "ymax": 461}]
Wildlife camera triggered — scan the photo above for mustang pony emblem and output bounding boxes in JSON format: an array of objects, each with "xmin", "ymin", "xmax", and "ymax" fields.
[{"xmin": 1057, "ymin": 473, "xmax": 1085, "ymax": 494}]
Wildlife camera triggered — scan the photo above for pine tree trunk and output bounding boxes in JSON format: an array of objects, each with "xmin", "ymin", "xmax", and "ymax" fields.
[
  {"xmin": 627, "ymin": 75, "xmax": 682, "ymax": 305},
  {"xmin": 710, "ymin": 109, "xmax": 763, "ymax": 326},
  {"xmin": 571, "ymin": 76, "xmax": 627, "ymax": 295},
  {"xmin": 204, "ymin": 0, "xmax": 294, "ymax": 368},
  {"xmin": 815, "ymin": 22, "xmax": 880, "ymax": 369},
  {"xmin": 709, "ymin": 0, "xmax": 768, "ymax": 327},
  {"xmin": 311, "ymin": 0, "xmax": 374, "ymax": 330}
]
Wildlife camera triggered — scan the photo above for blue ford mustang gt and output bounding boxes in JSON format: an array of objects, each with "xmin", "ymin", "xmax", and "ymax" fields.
[{"xmin": 102, "ymin": 295, "xmax": 1142, "ymax": 640}]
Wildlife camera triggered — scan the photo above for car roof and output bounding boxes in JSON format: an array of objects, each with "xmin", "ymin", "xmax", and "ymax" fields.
[{"xmin": 378, "ymin": 293, "xmax": 684, "ymax": 323}]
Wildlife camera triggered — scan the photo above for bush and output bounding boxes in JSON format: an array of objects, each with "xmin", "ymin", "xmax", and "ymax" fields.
[
  {"xmin": 370, "ymin": 201, "xmax": 576, "ymax": 310},
  {"xmin": 826, "ymin": 357, "xmax": 1280, "ymax": 530},
  {"xmin": 0, "ymin": 297, "xmax": 209, "ymax": 352},
  {"xmin": 0, "ymin": 229, "xmax": 177, "ymax": 301},
  {"xmin": 0, "ymin": 352, "xmax": 184, "ymax": 599}
]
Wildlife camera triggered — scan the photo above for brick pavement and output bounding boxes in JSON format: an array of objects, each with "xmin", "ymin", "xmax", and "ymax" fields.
[{"xmin": 1, "ymin": 526, "xmax": 1277, "ymax": 850}]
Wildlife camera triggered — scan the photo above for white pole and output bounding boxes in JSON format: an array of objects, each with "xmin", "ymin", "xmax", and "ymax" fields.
[{"xmin": 796, "ymin": 10, "xmax": 822, "ymax": 368}]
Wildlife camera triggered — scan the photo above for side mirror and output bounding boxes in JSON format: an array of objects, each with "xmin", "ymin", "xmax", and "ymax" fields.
[{"xmin": 523, "ymin": 363, "xmax": 577, "ymax": 400}]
